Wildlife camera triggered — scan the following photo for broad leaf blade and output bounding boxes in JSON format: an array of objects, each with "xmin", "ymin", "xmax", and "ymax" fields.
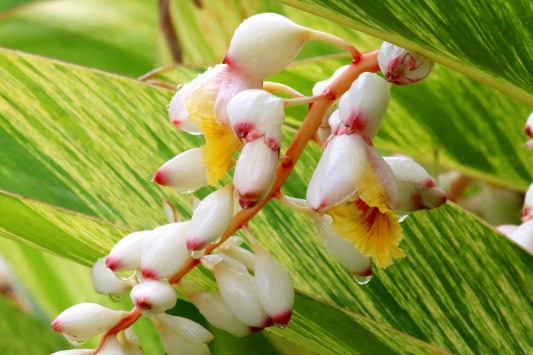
[{"xmin": 278, "ymin": 0, "xmax": 533, "ymax": 106}]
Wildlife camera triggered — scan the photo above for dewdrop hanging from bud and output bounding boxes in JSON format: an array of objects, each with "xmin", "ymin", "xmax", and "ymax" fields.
[
  {"xmin": 378, "ymin": 42, "xmax": 434, "ymax": 85},
  {"xmin": 338, "ymin": 72, "xmax": 391, "ymax": 139},
  {"xmin": 187, "ymin": 185, "xmax": 234, "ymax": 251},
  {"xmin": 51, "ymin": 303, "xmax": 128, "ymax": 341},
  {"xmin": 152, "ymin": 148, "xmax": 208, "ymax": 193},
  {"xmin": 140, "ymin": 222, "xmax": 190, "ymax": 279},
  {"xmin": 130, "ymin": 279, "xmax": 177, "ymax": 317}
]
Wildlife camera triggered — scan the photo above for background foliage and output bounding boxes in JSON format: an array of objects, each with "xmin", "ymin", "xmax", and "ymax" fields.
[{"xmin": 0, "ymin": 0, "xmax": 532, "ymax": 354}]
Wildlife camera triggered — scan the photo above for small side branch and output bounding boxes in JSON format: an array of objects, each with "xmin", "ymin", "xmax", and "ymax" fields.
[{"xmin": 159, "ymin": 0, "xmax": 183, "ymax": 63}]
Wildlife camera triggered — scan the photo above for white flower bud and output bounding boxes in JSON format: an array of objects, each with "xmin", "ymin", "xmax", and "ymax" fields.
[
  {"xmin": 313, "ymin": 66, "xmax": 347, "ymax": 142},
  {"xmin": 496, "ymin": 224, "xmax": 518, "ymax": 237},
  {"xmin": 106, "ymin": 230, "xmax": 152, "ymax": 272},
  {"xmin": 234, "ymin": 139, "xmax": 278, "ymax": 208},
  {"xmin": 312, "ymin": 214, "xmax": 371, "ymax": 276},
  {"xmin": 98, "ymin": 335, "xmax": 124, "ymax": 355},
  {"xmin": 154, "ymin": 324, "xmax": 210, "ymax": 355},
  {"xmin": 91, "ymin": 257, "xmax": 132, "ymax": 295},
  {"xmin": 384, "ymin": 157, "xmax": 447, "ymax": 214},
  {"xmin": 509, "ymin": 219, "xmax": 533, "ymax": 253},
  {"xmin": 225, "ymin": 13, "xmax": 309, "ymax": 79},
  {"xmin": 130, "ymin": 280, "xmax": 177, "ymax": 317},
  {"xmin": 168, "ymin": 65, "xmax": 226, "ymax": 134},
  {"xmin": 200, "ymin": 254, "xmax": 249, "ymax": 275},
  {"xmin": 378, "ymin": 42, "xmax": 434, "ymax": 85},
  {"xmin": 188, "ymin": 291, "xmax": 253, "ymax": 337},
  {"xmin": 140, "ymin": 222, "xmax": 190, "ymax": 280},
  {"xmin": 51, "ymin": 350, "xmax": 94, "ymax": 355},
  {"xmin": 51, "ymin": 303, "xmax": 128, "ymax": 340},
  {"xmin": 155, "ymin": 313, "xmax": 214, "ymax": 344},
  {"xmin": 187, "ymin": 185, "xmax": 234, "ymax": 251},
  {"xmin": 227, "ymin": 89, "xmax": 285, "ymax": 148},
  {"xmin": 522, "ymin": 182, "xmax": 533, "ymax": 222},
  {"xmin": 218, "ymin": 236, "xmax": 256, "ymax": 271},
  {"xmin": 312, "ymin": 65, "xmax": 349, "ymax": 97},
  {"xmin": 152, "ymin": 148, "xmax": 208, "ymax": 193},
  {"xmin": 118, "ymin": 328, "xmax": 143, "ymax": 355},
  {"xmin": 338, "ymin": 72, "xmax": 390, "ymax": 139},
  {"xmin": 201, "ymin": 258, "xmax": 271, "ymax": 328},
  {"xmin": 254, "ymin": 249, "xmax": 294, "ymax": 326}
]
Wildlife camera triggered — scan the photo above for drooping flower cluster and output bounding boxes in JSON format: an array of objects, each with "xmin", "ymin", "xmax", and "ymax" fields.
[{"xmin": 51, "ymin": 12, "xmax": 447, "ymax": 354}]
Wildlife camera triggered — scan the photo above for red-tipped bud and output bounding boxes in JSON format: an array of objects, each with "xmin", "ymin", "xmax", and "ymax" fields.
[
  {"xmin": 91, "ymin": 257, "xmax": 132, "ymax": 295},
  {"xmin": 153, "ymin": 148, "xmax": 208, "ymax": 193},
  {"xmin": 130, "ymin": 280, "xmax": 177, "ymax": 317},
  {"xmin": 378, "ymin": 42, "xmax": 434, "ymax": 85},
  {"xmin": 106, "ymin": 230, "xmax": 152, "ymax": 272}
]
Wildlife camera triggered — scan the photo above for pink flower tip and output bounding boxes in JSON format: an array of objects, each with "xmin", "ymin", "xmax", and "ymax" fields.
[
  {"xmin": 134, "ymin": 296, "xmax": 152, "ymax": 310},
  {"xmin": 51, "ymin": 319, "xmax": 62, "ymax": 333},
  {"xmin": 271, "ymin": 310, "xmax": 292, "ymax": 326},
  {"xmin": 141, "ymin": 268, "xmax": 159, "ymax": 280},
  {"xmin": 186, "ymin": 237, "xmax": 204, "ymax": 251},
  {"xmin": 354, "ymin": 266, "xmax": 372, "ymax": 277},
  {"xmin": 105, "ymin": 256, "xmax": 120, "ymax": 271},
  {"xmin": 239, "ymin": 197, "xmax": 258, "ymax": 209},
  {"xmin": 152, "ymin": 169, "xmax": 168, "ymax": 186}
]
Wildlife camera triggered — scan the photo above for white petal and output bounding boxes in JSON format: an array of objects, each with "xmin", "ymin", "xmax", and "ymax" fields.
[
  {"xmin": 187, "ymin": 185, "xmax": 234, "ymax": 250},
  {"xmin": 254, "ymin": 250, "xmax": 294, "ymax": 325},
  {"xmin": 496, "ymin": 224, "xmax": 518, "ymax": 237},
  {"xmin": 51, "ymin": 303, "xmax": 128, "ymax": 340},
  {"xmin": 226, "ymin": 13, "xmax": 309, "ymax": 79},
  {"xmin": 234, "ymin": 139, "xmax": 278, "ymax": 207},
  {"xmin": 227, "ymin": 89, "xmax": 285, "ymax": 148},
  {"xmin": 210, "ymin": 263, "xmax": 271, "ymax": 328},
  {"xmin": 189, "ymin": 291, "xmax": 252, "ymax": 337},
  {"xmin": 306, "ymin": 134, "xmax": 365, "ymax": 211},
  {"xmin": 338, "ymin": 72, "xmax": 390, "ymax": 139},
  {"xmin": 510, "ymin": 220, "xmax": 533, "ymax": 253},
  {"xmin": 364, "ymin": 147, "xmax": 400, "ymax": 210},
  {"xmin": 51, "ymin": 350, "xmax": 94, "ymax": 355},
  {"xmin": 106, "ymin": 230, "xmax": 152, "ymax": 272},
  {"xmin": 200, "ymin": 254, "xmax": 249, "ymax": 275},
  {"xmin": 91, "ymin": 257, "xmax": 132, "ymax": 295},
  {"xmin": 118, "ymin": 328, "xmax": 143, "ymax": 355},
  {"xmin": 156, "ymin": 326, "xmax": 210, "ymax": 355},
  {"xmin": 141, "ymin": 222, "xmax": 190, "ymax": 279},
  {"xmin": 130, "ymin": 280, "xmax": 177, "ymax": 317},
  {"xmin": 153, "ymin": 148, "xmax": 208, "ymax": 193},
  {"xmin": 98, "ymin": 335, "xmax": 124, "ymax": 355},
  {"xmin": 155, "ymin": 313, "xmax": 214, "ymax": 343},
  {"xmin": 378, "ymin": 42, "xmax": 434, "ymax": 85},
  {"xmin": 312, "ymin": 214, "xmax": 371, "ymax": 276},
  {"xmin": 168, "ymin": 65, "xmax": 226, "ymax": 134},
  {"xmin": 218, "ymin": 237, "xmax": 256, "ymax": 271}
]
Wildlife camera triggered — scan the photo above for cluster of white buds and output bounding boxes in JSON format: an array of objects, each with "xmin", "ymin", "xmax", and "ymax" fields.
[{"xmin": 51, "ymin": 12, "xmax": 447, "ymax": 353}]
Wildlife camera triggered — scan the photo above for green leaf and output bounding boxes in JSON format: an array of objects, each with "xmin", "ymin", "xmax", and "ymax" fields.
[
  {"xmin": 277, "ymin": 0, "xmax": 533, "ymax": 106},
  {"xmin": 0, "ymin": 0, "xmax": 159, "ymax": 77}
]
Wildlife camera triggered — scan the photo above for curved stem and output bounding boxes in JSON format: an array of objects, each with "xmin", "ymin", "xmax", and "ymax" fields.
[
  {"xmin": 307, "ymin": 30, "xmax": 362, "ymax": 62},
  {"xmin": 263, "ymin": 82, "xmax": 305, "ymax": 97},
  {"xmin": 283, "ymin": 92, "xmax": 332, "ymax": 107},
  {"xmin": 94, "ymin": 308, "xmax": 141, "ymax": 353}
]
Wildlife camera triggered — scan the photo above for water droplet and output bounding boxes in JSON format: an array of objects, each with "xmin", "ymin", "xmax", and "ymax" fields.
[
  {"xmin": 189, "ymin": 249, "xmax": 205, "ymax": 259},
  {"xmin": 354, "ymin": 275, "xmax": 372, "ymax": 285},
  {"xmin": 63, "ymin": 333, "xmax": 88, "ymax": 346},
  {"xmin": 115, "ymin": 270, "xmax": 137, "ymax": 281},
  {"xmin": 398, "ymin": 214, "xmax": 409, "ymax": 222},
  {"xmin": 108, "ymin": 293, "xmax": 123, "ymax": 303},
  {"xmin": 275, "ymin": 324, "xmax": 286, "ymax": 329}
]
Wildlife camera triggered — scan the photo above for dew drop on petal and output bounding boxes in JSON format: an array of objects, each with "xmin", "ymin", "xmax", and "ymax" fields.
[
  {"xmin": 354, "ymin": 275, "xmax": 372, "ymax": 285},
  {"xmin": 275, "ymin": 323, "xmax": 286, "ymax": 329},
  {"xmin": 115, "ymin": 270, "xmax": 137, "ymax": 281},
  {"xmin": 63, "ymin": 333, "xmax": 88, "ymax": 346},
  {"xmin": 189, "ymin": 249, "xmax": 205, "ymax": 259},
  {"xmin": 398, "ymin": 214, "xmax": 409, "ymax": 222},
  {"xmin": 108, "ymin": 293, "xmax": 123, "ymax": 303}
]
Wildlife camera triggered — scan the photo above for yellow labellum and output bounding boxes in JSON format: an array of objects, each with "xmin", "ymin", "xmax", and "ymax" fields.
[
  {"xmin": 355, "ymin": 155, "xmax": 391, "ymax": 213},
  {"xmin": 186, "ymin": 85, "xmax": 242, "ymax": 186},
  {"xmin": 328, "ymin": 199, "xmax": 404, "ymax": 268}
]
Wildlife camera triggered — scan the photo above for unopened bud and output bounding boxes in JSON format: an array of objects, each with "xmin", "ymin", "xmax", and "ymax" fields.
[
  {"xmin": 98, "ymin": 335, "xmax": 124, "ymax": 355},
  {"xmin": 227, "ymin": 89, "xmax": 285, "ymax": 148},
  {"xmin": 51, "ymin": 303, "xmax": 128, "ymax": 340},
  {"xmin": 106, "ymin": 230, "xmax": 152, "ymax": 272},
  {"xmin": 154, "ymin": 313, "xmax": 214, "ymax": 344},
  {"xmin": 201, "ymin": 258, "xmax": 271, "ymax": 328},
  {"xmin": 154, "ymin": 322, "xmax": 210, "ymax": 355},
  {"xmin": 130, "ymin": 280, "xmax": 177, "ymax": 317},
  {"xmin": 338, "ymin": 72, "xmax": 390, "ymax": 139},
  {"xmin": 218, "ymin": 236, "xmax": 256, "ymax": 271},
  {"xmin": 118, "ymin": 328, "xmax": 143, "ymax": 355},
  {"xmin": 509, "ymin": 219, "xmax": 533, "ymax": 253},
  {"xmin": 225, "ymin": 13, "xmax": 309, "ymax": 79},
  {"xmin": 141, "ymin": 222, "xmax": 189, "ymax": 280},
  {"xmin": 312, "ymin": 214, "xmax": 371, "ymax": 277},
  {"xmin": 234, "ymin": 139, "xmax": 278, "ymax": 207},
  {"xmin": 168, "ymin": 65, "xmax": 225, "ymax": 134},
  {"xmin": 51, "ymin": 350, "xmax": 94, "ymax": 355},
  {"xmin": 91, "ymin": 257, "xmax": 132, "ymax": 295},
  {"xmin": 254, "ymin": 249, "xmax": 294, "ymax": 326},
  {"xmin": 522, "ymin": 182, "xmax": 533, "ymax": 222},
  {"xmin": 384, "ymin": 157, "xmax": 447, "ymax": 214},
  {"xmin": 187, "ymin": 185, "xmax": 234, "ymax": 251},
  {"xmin": 152, "ymin": 148, "xmax": 208, "ymax": 193},
  {"xmin": 378, "ymin": 42, "xmax": 434, "ymax": 85}
]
